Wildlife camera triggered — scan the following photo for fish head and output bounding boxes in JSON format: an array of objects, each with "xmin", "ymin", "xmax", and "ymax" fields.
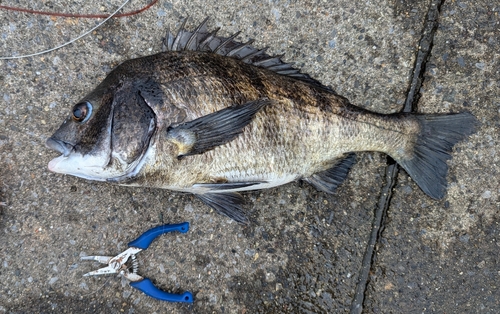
[{"xmin": 46, "ymin": 70, "xmax": 157, "ymax": 182}]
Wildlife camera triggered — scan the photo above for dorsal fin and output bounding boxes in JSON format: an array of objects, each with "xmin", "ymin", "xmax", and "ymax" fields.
[{"xmin": 162, "ymin": 17, "xmax": 334, "ymax": 91}]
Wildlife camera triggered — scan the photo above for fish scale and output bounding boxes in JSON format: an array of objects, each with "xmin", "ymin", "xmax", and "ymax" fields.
[{"xmin": 46, "ymin": 18, "xmax": 477, "ymax": 223}]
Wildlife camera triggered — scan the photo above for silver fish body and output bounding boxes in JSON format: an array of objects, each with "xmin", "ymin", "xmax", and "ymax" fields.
[{"xmin": 46, "ymin": 19, "xmax": 477, "ymax": 223}]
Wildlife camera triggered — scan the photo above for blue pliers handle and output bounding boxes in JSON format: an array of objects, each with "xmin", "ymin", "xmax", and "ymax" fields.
[
  {"xmin": 128, "ymin": 223, "xmax": 189, "ymax": 249},
  {"xmin": 81, "ymin": 222, "xmax": 193, "ymax": 303},
  {"xmin": 130, "ymin": 278, "xmax": 193, "ymax": 303}
]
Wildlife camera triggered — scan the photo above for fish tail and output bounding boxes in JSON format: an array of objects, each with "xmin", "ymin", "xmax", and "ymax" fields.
[{"xmin": 397, "ymin": 112, "xmax": 477, "ymax": 199}]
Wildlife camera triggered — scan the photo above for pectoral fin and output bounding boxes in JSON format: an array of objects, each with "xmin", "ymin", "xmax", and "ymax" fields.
[
  {"xmin": 167, "ymin": 98, "xmax": 270, "ymax": 158},
  {"xmin": 304, "ymin": 153, "xmax": 356, "ymax": 194},
  {"xmin": 196, "ymin": 192, "xmax": 249, "ymax": 224}
]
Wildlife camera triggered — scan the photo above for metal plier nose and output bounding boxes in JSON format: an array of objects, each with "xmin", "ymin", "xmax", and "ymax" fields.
[{"xmin": 81, "ymin": 222, "xmax": 193, "ymax": 303}]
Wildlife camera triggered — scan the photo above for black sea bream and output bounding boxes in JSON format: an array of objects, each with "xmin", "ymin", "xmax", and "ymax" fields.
[{"xmin": 46, "ymin": 18, "xmax": 477, "ymax": 223}]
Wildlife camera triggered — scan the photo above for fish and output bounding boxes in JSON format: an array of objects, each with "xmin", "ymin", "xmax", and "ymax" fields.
[{"xmin": 46, "ymin": 18, "xmax": 477, "ymax": 223}]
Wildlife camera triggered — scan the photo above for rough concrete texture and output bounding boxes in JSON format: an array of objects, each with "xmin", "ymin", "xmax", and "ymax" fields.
[
  {"xmin": 365, "ymin": 0, "xmax": 500, "ymax": 312},
  {"xmin": 0, "ymin": 0, "xmax": 497, "ymax": 313}
]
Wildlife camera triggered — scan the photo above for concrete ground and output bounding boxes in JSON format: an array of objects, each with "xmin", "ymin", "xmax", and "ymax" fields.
[{"xmin": 0, "ymin": 0, "xmax": 498, "ymax": 313}]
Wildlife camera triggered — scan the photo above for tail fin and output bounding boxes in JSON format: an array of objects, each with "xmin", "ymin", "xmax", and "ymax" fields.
[{"xmin": 397, "ymin": 112, "xmax": 477, "ymax": 199}]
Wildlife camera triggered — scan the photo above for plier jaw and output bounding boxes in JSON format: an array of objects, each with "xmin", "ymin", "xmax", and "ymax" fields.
[
  {"xmin": 81, "ymin": 247, "xmax": 143, "ymax": 278},
  {"xmin": 81, "ymin": 222, "xmax": 193, "ymax": 303}
]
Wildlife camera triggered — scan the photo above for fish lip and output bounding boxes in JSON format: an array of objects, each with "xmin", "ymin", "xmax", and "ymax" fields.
[{"xmin": 46, "ymin": 137, "xmax": 74, "ymax": 157}]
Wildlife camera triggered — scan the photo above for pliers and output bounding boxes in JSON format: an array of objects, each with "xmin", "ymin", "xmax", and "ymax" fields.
[{"xmin": 81, "ymin": 222, "xmax": 193, "ymax": 303}]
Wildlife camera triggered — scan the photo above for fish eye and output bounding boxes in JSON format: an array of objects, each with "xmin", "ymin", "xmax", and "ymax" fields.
[{"xmin": 72, "ymin": 101, "xmax": 92, "ymax": 123}]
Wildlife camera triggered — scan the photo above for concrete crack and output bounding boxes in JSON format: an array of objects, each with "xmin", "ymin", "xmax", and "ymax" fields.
[{"xmin": 349, "ymin": 0, "xmax": 445, "ymax": 313}]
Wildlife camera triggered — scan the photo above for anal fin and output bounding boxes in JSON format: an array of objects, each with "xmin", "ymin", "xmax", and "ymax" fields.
[
  {"xmin": 304, "ymin": 153, "xmax": 356, "ymax": 194},
  {"xmin": 196, "ymin": 192, "xmax": 249, "ymax": 224}
]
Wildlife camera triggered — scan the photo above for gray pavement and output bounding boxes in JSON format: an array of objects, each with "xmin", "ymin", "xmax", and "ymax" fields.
[{"xmin": 0, "ymin": 0, "xmax": 498, "ymax": 313}]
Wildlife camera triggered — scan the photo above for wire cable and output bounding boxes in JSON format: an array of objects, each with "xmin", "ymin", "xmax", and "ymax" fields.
[{"xmin": 0, "ymin": 0, "xmax": 131, "ymax": 60}]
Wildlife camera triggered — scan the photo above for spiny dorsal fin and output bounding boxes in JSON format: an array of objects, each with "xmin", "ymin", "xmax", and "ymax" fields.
[
  {"xmin": 163, "ymin": 17, "xmax": 333, "ymax": 91},
  {"xmin": 171, "ymin": 18, "xmax": 188, "ymax": 51},
  {"xmin": 213, "ymin": 31, "xmax": 241, "ymax": 54},
  {"xmin": 184, "ymin": 17, "xmax": 209, "ymax": 50}
]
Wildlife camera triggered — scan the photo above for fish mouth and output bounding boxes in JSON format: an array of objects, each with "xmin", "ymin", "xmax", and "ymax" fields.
[
  {"xmin": 46, "ymin": 137, "xmax": 74, "ymax": 157},
  {"xmin": 45, "ymin": 135, "xmax": 112, "ymax": 180}
]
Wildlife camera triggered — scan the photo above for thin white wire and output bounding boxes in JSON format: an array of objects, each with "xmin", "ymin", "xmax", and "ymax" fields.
[{"xmin": 0, "ymin": 0, "xmax": 131, "ymax": 60}]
